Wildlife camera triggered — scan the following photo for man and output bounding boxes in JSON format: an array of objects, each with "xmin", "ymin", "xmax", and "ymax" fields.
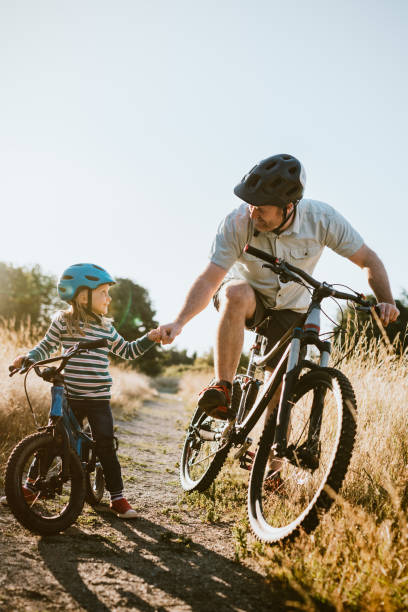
[{"xmin": 157, "ymin": 154, "xmax": 399, "ymax": 418}]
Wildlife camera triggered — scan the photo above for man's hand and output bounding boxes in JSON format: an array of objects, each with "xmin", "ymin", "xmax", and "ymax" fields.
[
  {"xmin": 376, "ymin": 302, "xmax": 399, "ymax": 327},
  {"xmin": 156, "ymin": 322, "xmax": 183, "ymax": 345}
]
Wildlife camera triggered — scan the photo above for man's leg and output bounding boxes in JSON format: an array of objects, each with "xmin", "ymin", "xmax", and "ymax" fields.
[{"xmin": 214, "ymin": 280, "xmax": 257, "ymax": 382}]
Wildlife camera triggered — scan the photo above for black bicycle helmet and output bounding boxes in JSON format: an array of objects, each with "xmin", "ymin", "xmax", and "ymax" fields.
[{"xmin": 233, "ymin": 154, "xmax": 306, "ymax": 207}]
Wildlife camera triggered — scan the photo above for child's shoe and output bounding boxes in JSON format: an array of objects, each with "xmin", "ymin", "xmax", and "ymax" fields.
[
  {"xmin": 22, "ymin": 485, "xmax": 38, "ymax": 504},
  {"xmin": 0, "ymin": 486, "xmax": 38, "ymax": 506},
  {"xmin": 110, "ymin": 497, "xmax": 138, "ymax": 518}
]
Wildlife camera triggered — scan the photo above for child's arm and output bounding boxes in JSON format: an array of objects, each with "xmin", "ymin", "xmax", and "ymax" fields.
[
  {"xmin": 109, "ymin": 326, "xmax": 160, "ymax": 361},
  {"xmin": 26, "ymin": 318, "xmax": 63, "ymax": 363}
]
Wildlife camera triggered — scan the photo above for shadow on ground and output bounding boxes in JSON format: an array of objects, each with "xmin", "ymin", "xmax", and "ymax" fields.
[{"xmin": 37, "ymin": 514, "xmax": 328, "ymax": 612}]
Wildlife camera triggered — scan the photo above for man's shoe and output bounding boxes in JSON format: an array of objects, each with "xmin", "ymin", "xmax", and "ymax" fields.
[
  {"xmin": 110, "ymin": 497, "xmax": 138, "ymax": 519},
  {"xmin": 264, "ymin": 471, "xmax": 285, "ymax": 495},
  {"xmin": 197, "ymin": 380, "xmax": 232, "ymax": 420}
]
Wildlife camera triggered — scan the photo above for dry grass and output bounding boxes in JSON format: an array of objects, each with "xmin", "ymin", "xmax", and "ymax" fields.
[
  {"xmin": 178, "ymin": 333, "xmax": 408, "ymax": 610},
  {"xmin": 0, "ymin": 322, "xmax": 157, "ymax": 480}
]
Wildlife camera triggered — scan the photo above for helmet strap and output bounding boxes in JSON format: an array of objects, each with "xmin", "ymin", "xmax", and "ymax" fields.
[
  {"xmin": 273, "ymin": 202, "xmax": 298, "ymax": 235},
  {"xmin": 87, "ymin": 288, "xmax": 93, "ymax": 313},
  {"xmin": 85, "ymin": 289, "xmax": 100, "ymax": 323}
]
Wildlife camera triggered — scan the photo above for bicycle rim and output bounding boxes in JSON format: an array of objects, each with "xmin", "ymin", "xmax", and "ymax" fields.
[
  {"xmin": 85, "ymin": 462, "xmax": 105, "ymax": 505},
  {"xmin": 248, "ymin": 369, "xmax": 357, "ymax": 543},
  {"xmin": 180, "ymin": 407, "xmax": 232, "ymax": 492},
  {"xmin": 5, "ymin": 432, "xmax": 86, "ymax": 534}
]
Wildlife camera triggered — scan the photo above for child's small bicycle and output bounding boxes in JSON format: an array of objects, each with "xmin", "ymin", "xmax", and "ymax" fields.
[{"xmin": 5, "ymin": 338, "xmax": 109, "ymax": 535}]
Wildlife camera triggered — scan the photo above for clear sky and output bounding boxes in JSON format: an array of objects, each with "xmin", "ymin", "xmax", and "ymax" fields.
[{"xmin": 1, "ymin": 0, "xmax": 407, "ymax": 354}]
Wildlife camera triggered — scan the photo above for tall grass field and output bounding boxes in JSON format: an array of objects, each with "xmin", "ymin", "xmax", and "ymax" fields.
[{"xmin": 178, "ymin": 333, "xmax": 408, "ymax": 611}]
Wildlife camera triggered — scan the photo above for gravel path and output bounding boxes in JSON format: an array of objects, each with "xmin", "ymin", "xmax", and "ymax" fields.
[{"xmin": 0, "ymin": 394, "xmax": 292, "ymax": 611}]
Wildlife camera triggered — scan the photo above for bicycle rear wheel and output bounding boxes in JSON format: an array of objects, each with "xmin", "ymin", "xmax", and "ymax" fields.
[
  {"xmin": 5, "ymin": 431, "xmax": 86, "ymax": 535},
  {"xmin": 85, "ymin": 462, "xmax": 105, "ymax": 506},
  {"xmin": 82, "ymin": 426, "xmax": 105, "ymax": 506},
  {"xmin": 180, "ymin": 405, "xmax": 232, "ymax": 492},
  {"xmin": 248, "ymin": 368, "xmax": 357, "ymax": 543}
]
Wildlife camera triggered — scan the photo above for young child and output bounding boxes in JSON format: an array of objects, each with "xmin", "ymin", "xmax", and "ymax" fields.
[{"xmin": 10, "ymin": 263, "xmax": 161, "ymax": 519}]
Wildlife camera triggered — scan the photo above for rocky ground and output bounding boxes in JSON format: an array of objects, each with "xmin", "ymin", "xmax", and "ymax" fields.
[{"xmin": 0, "ymin": 394, "xmax": 296, "ymax": 612}]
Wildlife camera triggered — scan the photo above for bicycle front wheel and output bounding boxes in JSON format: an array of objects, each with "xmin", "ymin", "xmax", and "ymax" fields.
[
  {"xmin": 248, "ymin": 368, "xmax": 357, "ymax": 543},
  {"xmin": 5, "ymin": 431, "xmax": 86, "ymax": 535}
]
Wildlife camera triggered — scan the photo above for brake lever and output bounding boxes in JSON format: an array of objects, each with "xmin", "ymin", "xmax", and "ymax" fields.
[{"xmin": 355, "ymin": 304, "xmax": 380, "ymax": 315}]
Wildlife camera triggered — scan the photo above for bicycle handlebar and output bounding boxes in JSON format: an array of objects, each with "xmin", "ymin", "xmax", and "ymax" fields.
[
  {"xmin": 244, "ymin": 244, "xmax": 370, "ymax": 306},
  {"xmin": 8, "ymin": 338, "xmax": 109, "ymax": 377}
]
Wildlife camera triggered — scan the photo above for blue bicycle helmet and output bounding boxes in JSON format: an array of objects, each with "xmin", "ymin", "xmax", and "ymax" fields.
[{"xmin": 57, "ymin": 263, "xmax": 116, "ymax": 303}]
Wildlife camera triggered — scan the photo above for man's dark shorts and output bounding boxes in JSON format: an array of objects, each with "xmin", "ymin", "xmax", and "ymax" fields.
[{"xmin": 213, "ymin": 280, "xmax": 304, "ymax": 369}]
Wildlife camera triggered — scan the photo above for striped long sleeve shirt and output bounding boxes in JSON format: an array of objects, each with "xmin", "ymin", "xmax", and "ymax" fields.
[{"xmin": 27, "ymin": 315, "xmax": 156, "ymax": 400}]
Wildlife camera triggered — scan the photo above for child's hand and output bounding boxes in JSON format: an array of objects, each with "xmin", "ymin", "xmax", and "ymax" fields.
[
  {"xmin": 11, "ymin": 355, "xmax": 27, "ymax": 369},
  {"xmin": 147, "ymin": 329, "xmax": 162, "ymax": 343}
]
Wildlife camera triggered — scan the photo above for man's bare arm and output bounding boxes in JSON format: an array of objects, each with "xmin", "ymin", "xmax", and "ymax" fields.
[
  {"xmin": 348, "ymin": 244, "xmax": 399, "ymax": 325},
  {"xmin": 158, "ymin": 262, "xmax": 227, "ymax": 344}
]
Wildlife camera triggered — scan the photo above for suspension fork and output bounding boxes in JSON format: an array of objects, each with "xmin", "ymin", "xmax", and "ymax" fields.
[
  {"xmin": 49, "ymin": 382, "xmax": 71, "ymax": 482},
  {"xmin": 272, "ymin": 327, "xmax": 303, "ymax": 457}
]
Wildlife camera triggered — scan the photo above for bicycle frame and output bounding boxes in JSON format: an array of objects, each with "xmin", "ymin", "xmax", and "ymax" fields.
[
  {"xmin": 231, "ymin": 296, "xmax": 331, "ymax": 458},
  {"xmin": 49, "ymin": 381, "xmax": 95, "ymax": 462}
]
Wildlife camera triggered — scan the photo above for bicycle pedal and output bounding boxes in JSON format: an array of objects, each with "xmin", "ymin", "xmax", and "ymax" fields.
[{"xmin": 239, "ymin": 450, "xmax": 255, "ymax": 471}]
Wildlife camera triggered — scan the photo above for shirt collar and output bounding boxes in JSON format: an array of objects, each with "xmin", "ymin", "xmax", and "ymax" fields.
[{"xmin": 280, "ymin": 205, "xmax": 300, "ymax": 235}]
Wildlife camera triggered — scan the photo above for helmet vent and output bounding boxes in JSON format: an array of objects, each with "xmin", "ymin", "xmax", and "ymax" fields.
[
  {"xmin": 288, "ymin": 166, "xmax": 298, "ymax": 175},
  {"xmin": 265, "ymin": 161, "xmax": 277, "ymax": 171},
  {"xmin": 62, "ymin": 275, "xmax": 73, "ymax": 280},
  {"xmin": 270, "ymin": 178, "xmax": 282, "ymax": 188},
  {"xmin": 246, "ymin": 174, "xmax": 261, "ymax": 190},
  {"xmin": 93, "ymin": 265, "xmax": 104, "ymax": 271},
  {"xmin": 282, "ymin": 154, "xmax": 292, "ymax": 160},
  {"xmin": 85, "ymin": 275, "xmax": 99, "ymax": 281}
]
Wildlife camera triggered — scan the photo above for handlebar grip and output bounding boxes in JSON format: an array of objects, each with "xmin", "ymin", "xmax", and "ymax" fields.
[
  {"xmin": 77, "ymin": 338, "xmax": 109, "ymax": 350},
  {"xmin": 244, "ymin": 244, "xmax": 279, "ymax": 265}
]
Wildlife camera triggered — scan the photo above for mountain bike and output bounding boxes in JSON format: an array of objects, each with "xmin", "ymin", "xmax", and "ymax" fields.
[
  {"xmin": 180, "ymin": 243, "xmax": 378, "ymax": 543},
  {"xmin": 5, "ymin": 338, "xmax": 108, "ymax": 535}
]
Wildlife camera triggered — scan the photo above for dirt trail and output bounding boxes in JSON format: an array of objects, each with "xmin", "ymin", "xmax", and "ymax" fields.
[{"xmin": 0, "ymin": 394, "xmax": 290, "ymax": 612}]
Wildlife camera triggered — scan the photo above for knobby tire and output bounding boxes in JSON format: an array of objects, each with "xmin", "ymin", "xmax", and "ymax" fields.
[
  {"xmin": 248, "ymin": 368, "xmax": 357, "ymax": 543},
  {"xmin": 5, "ymin": 431, "xmax": 86, "ymax": 535}
]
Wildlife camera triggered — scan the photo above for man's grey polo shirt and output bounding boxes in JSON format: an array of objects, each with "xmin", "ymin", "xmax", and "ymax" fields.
[{"xmin": 209, "ymin": 199, "xmax": 364, "ymax": 313}]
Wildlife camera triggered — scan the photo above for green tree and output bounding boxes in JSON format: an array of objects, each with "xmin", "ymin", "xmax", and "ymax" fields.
[
  {"xmin": 160, "ymin": 347, "xmax": 196, "ymax": 368},
  {"xmin": 109, "ymin": 278, "xmax": 162, "ymax": 376},
  {"xmin": 0, "ymin": 262, "xmax": 58, "ymax": 328},
  {"xmin": 334, "ymin": 292, "xmax": 408, "ymax": 354}
]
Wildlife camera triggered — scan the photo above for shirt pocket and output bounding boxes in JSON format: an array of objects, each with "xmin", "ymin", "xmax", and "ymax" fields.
[{"xmin": 288, "ymin": 244, "xmax": 321, "ymax": 264}]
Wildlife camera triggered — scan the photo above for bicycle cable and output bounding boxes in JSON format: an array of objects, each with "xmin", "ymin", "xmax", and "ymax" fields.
[{"xmin": 23, "ymin": 368, "xmax": 39, "ymax": 428}]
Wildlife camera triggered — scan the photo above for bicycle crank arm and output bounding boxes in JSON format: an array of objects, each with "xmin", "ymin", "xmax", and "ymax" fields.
[{"xmin": 233, "ymin": 437, "xmax": 253, "ymax": 460}]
